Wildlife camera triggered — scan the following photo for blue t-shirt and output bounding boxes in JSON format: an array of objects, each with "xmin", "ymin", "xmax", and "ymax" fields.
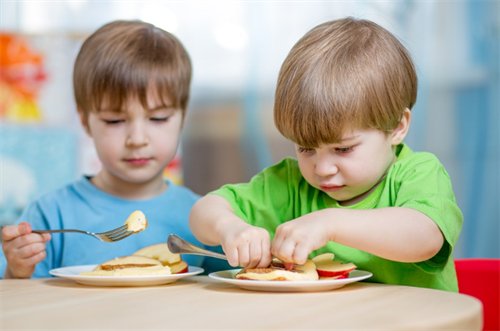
[{"xmin": 0, "ymin": 176, "xmax": 230, "ymax": 278}]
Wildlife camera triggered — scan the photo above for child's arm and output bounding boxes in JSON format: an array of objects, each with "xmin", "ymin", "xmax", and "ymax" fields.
[
  {"xmin": 1, "ymin": 222, "xmax": 51, "ymax": 279},
  {"xmin": 272, "ymin": 207, "xmax": 444, "ymax": 265},
  {"xmin": 189, "ymin": 195, "xmax": 273, "ymax": 269}
]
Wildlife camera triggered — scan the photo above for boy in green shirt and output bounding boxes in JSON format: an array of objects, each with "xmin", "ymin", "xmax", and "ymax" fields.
[{"xmin": 189, "ymin": 17, "xmax": 463, "ymax": 291}]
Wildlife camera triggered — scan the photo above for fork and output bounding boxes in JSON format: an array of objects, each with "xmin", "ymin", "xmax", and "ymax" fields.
[
  {"xmin": 32, "ymin": 225, "xmax": 135, "ymax": 243},
  {"xmin": 167, "ymin": 234, "xmax": 303, "ymax": 271},
  {"xmin": 167, "ymin": 234, "xmax": 228, "ymax": 260}
]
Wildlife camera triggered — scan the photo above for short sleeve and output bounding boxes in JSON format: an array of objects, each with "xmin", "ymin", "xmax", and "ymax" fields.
[
  {"xmin": 391, "ymin": 153, "xmax": 463, "ymax": 272},
  {"xmin": 209, "ymin": 158, "xmax": 298, "ymax": 232}
]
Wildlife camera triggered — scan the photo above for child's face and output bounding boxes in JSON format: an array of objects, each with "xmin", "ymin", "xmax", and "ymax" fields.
[
  {"xmin": 83, "ymin": 90, "xmax": 183, "ymax": 190},
  {"xmin": 296, "ymin": 128, "xmax": 399, "ymax": 206}
]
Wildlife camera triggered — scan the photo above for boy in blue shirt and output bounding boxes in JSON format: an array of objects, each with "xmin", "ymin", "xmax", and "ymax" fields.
[
  {"xmin": 1, "ymin": 20, "xmax": 228, "ymax": 278},
  {"xmin": 189, "ymin": 18, "xmax": 462, "ymax": 291}
]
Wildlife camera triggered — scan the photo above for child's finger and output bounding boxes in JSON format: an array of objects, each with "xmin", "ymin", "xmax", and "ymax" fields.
[
  {"xmin": 257, "ymin": 238, "xmax": 272, "ymax": 268},
  {"xmin": 237, "ymin": 244, "xmax": 251, "ymax": 267},
  {"xmin": 271, "ymin": 231, "xmax": 284, "ymax": 252},
  {"xmin": 27, "ymin": 250, "xmax": 47, "ymax": 265},
  {"xmin": 1, "ymin": 222, "xmax": 32, "ymax": 241},
  {"xmin": 40, "ymin": 232, "xmax": 52, "ymax": 242},
  {"xmin": 16, "ymin": 242, "xmax": 47, "ymax": 260},
  {"xmin": 272, "ymin": 238, "xmax": 296, "ymax": 263},
  {"xmin": 291, "ymin": 243, "xmax": 310, "ymax": 265},
  {"xmin": 223, "ymin": 246, "xmax": 240, "ymax": 267},
  {"xmin": 247, "ymin": 241, "xmax": 263, "ymax": 269},
  {"xmin": 11, "ymin": 232, "xmax": 50, "ymax": 250}
]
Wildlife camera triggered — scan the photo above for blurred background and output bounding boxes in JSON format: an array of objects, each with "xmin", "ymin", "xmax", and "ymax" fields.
[{"xmin": 0, "ymin": 1, "xmax": 498, "ymax": 258}]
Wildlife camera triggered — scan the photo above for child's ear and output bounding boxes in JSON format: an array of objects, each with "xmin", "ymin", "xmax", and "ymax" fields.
[
  {"xmin": 390, "ymin": 108, "xmax": 411, "ymax": 145},
  {"xmin": 77, "ymin": 107, "xmax": 92, "ymax": 136}
]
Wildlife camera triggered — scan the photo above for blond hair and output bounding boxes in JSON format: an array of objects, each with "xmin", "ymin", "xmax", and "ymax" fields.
[
  {"xmin": 74, "ymin": 20, "xmax": 192, "ymax": 119},
  {"xmin": 274, "ymin": 17, "xmax": 417, "ymax": 147}
]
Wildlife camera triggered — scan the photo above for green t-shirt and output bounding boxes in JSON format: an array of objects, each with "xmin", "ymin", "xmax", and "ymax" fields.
[{"xmin": 210, "ymin": 143, "xmax": 463, "ymax": 292}]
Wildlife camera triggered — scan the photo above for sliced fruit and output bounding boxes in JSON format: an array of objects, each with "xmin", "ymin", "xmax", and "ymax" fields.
[
  {"xmin": 169, "ymin": 261, "xmax": 189, "ymax": 274},
  {"xmin": 312, "ymin": 253, "xmax": 335, "ymax": 264},
  {"xmin": 133, "ymin": 243, "xmax": 182, "ymax": 266},
  {"xmin": 313, "ymin": 253, "xmax": 356, "ymax": 277},
  {"xmin": 319, "ymin": 274, "xmax": 349, "ymax": 280},
  {"xmin": 125, "ymin": 210, "xmax": 148, "ymax": 233}
]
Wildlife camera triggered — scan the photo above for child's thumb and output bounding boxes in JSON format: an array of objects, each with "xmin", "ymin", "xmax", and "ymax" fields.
[
  {"xmin": 18, "ymin": 222, "xmax": 33, "ymax": 235},
  {"xmin": 1, "ymin": 222, "xmax": 32, "ymax": 241}
]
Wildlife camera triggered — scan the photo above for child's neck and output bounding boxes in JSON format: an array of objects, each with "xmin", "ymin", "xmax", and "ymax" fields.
[
  {"xmin": 90, "ymin": 172, "xmax": 168, "ymax": 200},
  {"xmin": 339, "ymin": 154, "xmax": 398, "ymax": 207}
]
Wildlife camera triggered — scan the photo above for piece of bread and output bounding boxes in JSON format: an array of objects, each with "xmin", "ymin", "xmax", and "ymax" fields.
[
  {"xmin": 235, "ymin": 259, "xmax": 318, "ymax": 281},
  {"xmin": 79, "ymin": 255, "xmax": 171, "ymax": 276}
]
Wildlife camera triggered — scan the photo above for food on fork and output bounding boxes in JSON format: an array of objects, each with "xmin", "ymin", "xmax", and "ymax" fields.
[
  {"xmin": 125, "ymin": 210, "xmax": 148, "ymax": 233},
  {"xmin": 79, "ymin": 255, "xmax": 171, "ymax": 276},
  {"xmin": 235, "ymin": 253, "xmax": 357, "ymax": 281},
  {"xmin": 236, "ymin": 259, "xmax": 319, "ymax": 281},
  {"xmin": 133, "ymin": 243, "xmax": 188, "ymax": 274}
]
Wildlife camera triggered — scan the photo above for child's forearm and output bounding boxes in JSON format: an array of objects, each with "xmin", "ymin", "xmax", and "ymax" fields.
[
  {"xmin": 320, "ymin": 207, "xmax": 445, "ymax": 262},
  {"xmin": 189, "ymin": 194, "xmax": 244, "ymax": 246}
]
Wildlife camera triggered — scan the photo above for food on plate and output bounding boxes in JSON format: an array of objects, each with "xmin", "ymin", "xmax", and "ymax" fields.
[
  {"xmin": 79, "ymin": 255, "xmax": 171, "ymax": 276},
  {"xmin": 235, "ymin": 259, "xmax": 319, "ymax": 281},
  {"xmin": 235, "ymin": 253, "xmax": 357, "ymax": 281},
  {"xmin": 133, "ymin": 243, "xmax": 188, "ymax": 274},
  {"xmin": 312, "ymin": 253, "xmax": 357, "ymax": 279},
  {"xmin": 125, "ymin": 210, "xmax": 148, "ymax": 233}
]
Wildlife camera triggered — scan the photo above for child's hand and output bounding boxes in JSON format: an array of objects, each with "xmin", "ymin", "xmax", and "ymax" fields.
[
  {"xmin": 271, "ymin": 213, "xmax": 330, "ymax": 265},
  {"xmin": 219, "ymin": 222, "xmax": 273, "ymax": 269},
  {"xmin": 1, "ymin": 222, "xmax": 51, "ymax": 279}
]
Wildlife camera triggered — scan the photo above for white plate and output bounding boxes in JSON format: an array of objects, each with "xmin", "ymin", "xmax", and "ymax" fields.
[
  {"xmin": 49, "ymin": 265, "xmax": 204, "ymax": 287},
  {"xmin": 208, "ymin": 269, "xmax": 372, "ymax": 292}
]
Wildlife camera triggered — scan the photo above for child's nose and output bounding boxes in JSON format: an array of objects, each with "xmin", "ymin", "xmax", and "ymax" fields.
[
  {"xmin": 126, "ymin": 122, "xmax": 149, "ymax": 147},
  {"xmin": 315, "ymin": 157, "xmax": 338, "ymax": 177}
]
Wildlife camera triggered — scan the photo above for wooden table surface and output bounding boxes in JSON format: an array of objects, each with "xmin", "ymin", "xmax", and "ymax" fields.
[{"xmin": 2, "ymin": 276, "xmax": 482, "ymax": 330}]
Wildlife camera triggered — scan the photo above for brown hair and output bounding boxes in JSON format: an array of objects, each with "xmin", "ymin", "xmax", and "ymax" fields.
[
  {"xmin": 274, "ymin": 17, "xmax": 417, "ymax": 147},
  {"xmin": 74, "ymin": 20, "xmax": 192, "ymax": 119}
]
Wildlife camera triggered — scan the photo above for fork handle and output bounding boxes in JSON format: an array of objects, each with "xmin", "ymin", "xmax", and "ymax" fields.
[
  {"xmin": 32, "ymin": 229, "xmax": 89, "ymax": 234},
  {"xmin": 167, "ymin": 234, "xmax": 228, "ymax": 260}
]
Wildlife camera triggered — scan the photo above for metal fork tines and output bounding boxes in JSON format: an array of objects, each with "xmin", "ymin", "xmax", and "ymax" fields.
[{"xmin": 32, "ymin": 225, "xmax": 135, "ymax": 243}]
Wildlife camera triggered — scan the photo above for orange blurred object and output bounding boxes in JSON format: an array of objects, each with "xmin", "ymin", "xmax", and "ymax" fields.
[
  {"xmin": 163, "ymin": 153, "xmax": 183, "ymax": 185},
  {"xmin": 0, "ymin": 33, "xmax": 47, "ymax": 121}
]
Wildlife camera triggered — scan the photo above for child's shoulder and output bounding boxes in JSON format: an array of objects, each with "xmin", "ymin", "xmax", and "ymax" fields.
[
  {"xmin": 262, "ymin": 157, "xmax": 301, "ymax": 176},
  {"xmin": 392, "ymin": 144, "xmax": 449, "ymax": 179},
  {"xmin": 15, "ymin": 177, "xmax": 89, "ymax": 225},
  {"xmin": 397, "ymin": 144, "xmax": 443, "ymax": 166},
  {"xmin": 245, "ymin": 157, "xmax": 303, "ymax": 186},
  {"xmin": 34, "ymin": 176, "xmax": 88, "ymax": 205}
]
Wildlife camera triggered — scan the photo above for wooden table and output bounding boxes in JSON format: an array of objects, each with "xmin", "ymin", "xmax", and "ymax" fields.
[{"xmin": 2, "ymin": 276, "xmax": 482, "ymax": 330}]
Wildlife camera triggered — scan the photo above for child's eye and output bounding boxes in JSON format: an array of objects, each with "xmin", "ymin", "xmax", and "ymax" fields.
[
  {"xmin": 103, "ymin": 119, "xmax": 124, "ymax": 124},
  {"xmin": 150, "ymin": 117, "xmax": 169, "ymax": 122},
  {"xmin": 335, "ymin": 147, "xmax": 353, "ymax": 154},
  {"xmin": 298, "ymin": 146, "xmax": 315, "ymax": 153}
]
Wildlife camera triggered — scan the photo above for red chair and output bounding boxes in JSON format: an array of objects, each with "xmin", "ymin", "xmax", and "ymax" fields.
[{"xmin": 455, "ymin": 259, "xmax": 500, "ymax": 331}]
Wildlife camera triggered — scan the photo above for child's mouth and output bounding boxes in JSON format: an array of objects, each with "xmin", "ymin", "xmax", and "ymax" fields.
[
  {"xmin": 320, "ymin": 185, "xmax": 345, "ymax": 192},
  {"xmin": 126, "ymin": 158, "xmax": 150, "ymax": 166}
]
